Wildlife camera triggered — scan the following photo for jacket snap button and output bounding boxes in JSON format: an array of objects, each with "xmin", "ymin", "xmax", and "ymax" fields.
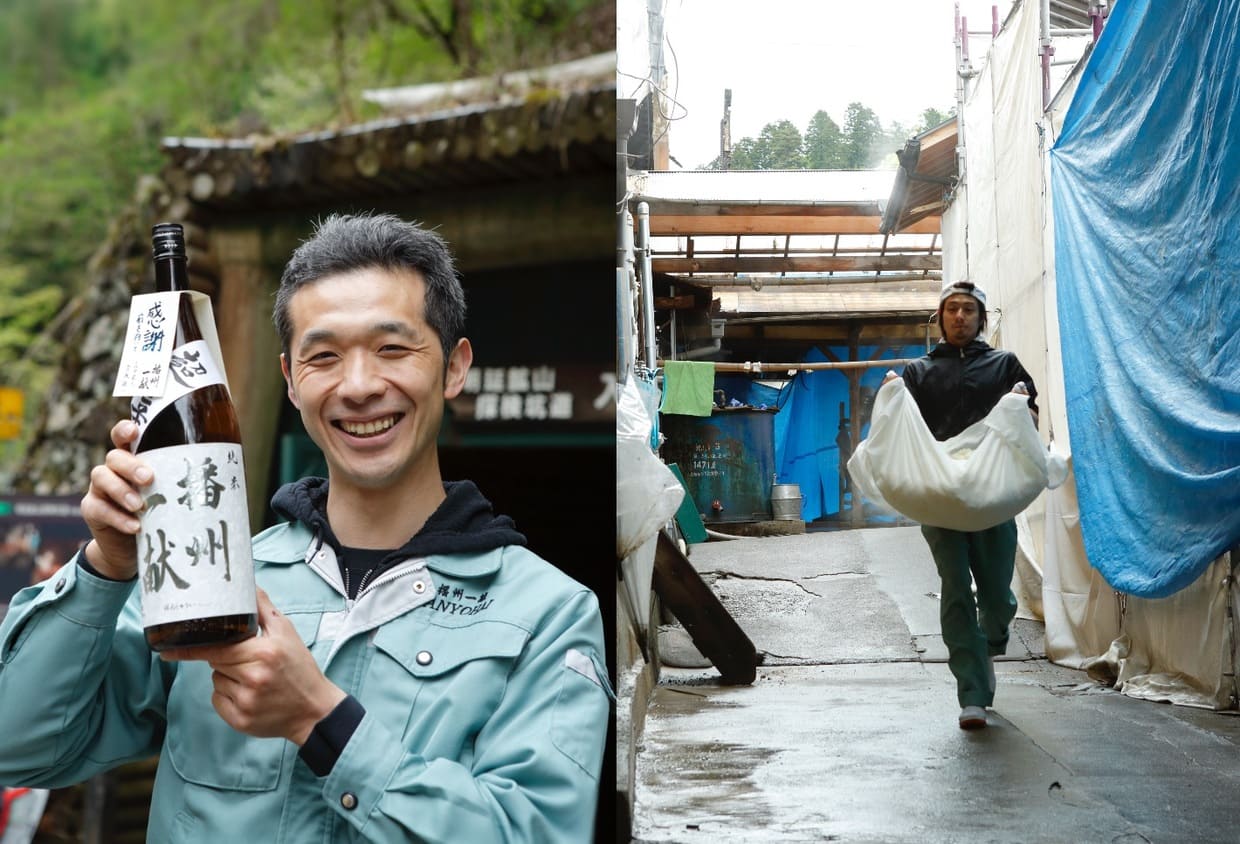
[
  {"xmin": 416, "ymin": 651, "xmax": 433, "ymax": 666},
  {"xmin": 54, "ymin": 578, "xmax": 66, "ymax": 594},
  {"xmin": 340, "ymin": 792, "xmax": 358, "ymax": 810},
  {"xmin": 413, "ymin": 580, "xmax": 426, "ymax": 594}
]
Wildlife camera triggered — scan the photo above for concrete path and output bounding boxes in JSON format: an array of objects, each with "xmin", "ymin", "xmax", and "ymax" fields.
[{"xmin": 630, "ymin": 527, "xmax": 1240, "ymax": 843}]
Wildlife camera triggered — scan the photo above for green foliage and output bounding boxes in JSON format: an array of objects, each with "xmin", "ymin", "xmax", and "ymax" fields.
[
  {"xmin": 0, "ymin": 0, "xmax": 611, "ymax": 476},
  {"xmin": 841, "ymin": 101, "xmax": 883, "ymax": 168},
  {"xmin": 804, "ymin": 110, "xmax": 844, "ymax": 169},
  {"xmin": 918, "ymin": 107, "xmax": 956, "ymax": 133}
]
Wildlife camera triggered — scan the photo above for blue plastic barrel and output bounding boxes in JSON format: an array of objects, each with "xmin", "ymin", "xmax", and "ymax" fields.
[{"xmin": 659, "ymin": 407, "xmax": 777, "ymax": 524}]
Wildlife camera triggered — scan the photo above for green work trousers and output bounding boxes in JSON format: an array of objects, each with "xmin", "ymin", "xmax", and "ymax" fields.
[{"xmin": 920, "ymin": 520, "xmax": 1018, "ymax": 708}]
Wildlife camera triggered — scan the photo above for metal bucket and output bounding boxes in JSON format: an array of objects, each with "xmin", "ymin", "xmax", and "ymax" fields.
[{"xmin": 771, "ymin": 483, "xmax": 803, "ymax": 521}]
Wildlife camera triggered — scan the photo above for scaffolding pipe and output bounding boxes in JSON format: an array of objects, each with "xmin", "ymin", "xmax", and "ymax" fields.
[
  {"xmin": 1091, "ymin": 1, "xmax": 1108, "ymax": 41},
  {"xmin": 617, "ymin": 208, "xmax": 636, "ymax": 383},
  {"xmin": 637, "ymin": 201, "xmax": 658, "ymax": 370},
  {"xmin": 1039, "ymin": 0, "xmax": 1054, "ymax": 111},
  {"xmin": 954, "ymin": 2, "xmax": 969, "ymax": 274}
]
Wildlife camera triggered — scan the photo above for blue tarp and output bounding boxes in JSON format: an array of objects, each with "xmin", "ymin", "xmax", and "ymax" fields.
[
  {"xmin": 1050, "ymin": 0, "xmax": 1240, "ymax": 597},
  {"xmin": 718, "ymin": 346, "xmax": 920, "ymax": 521}
]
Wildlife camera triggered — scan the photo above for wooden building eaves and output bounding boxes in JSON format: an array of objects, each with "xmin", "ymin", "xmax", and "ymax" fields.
[{"xmin": 880, "ymin": 117, "xmax": 959, "ymax": 235}]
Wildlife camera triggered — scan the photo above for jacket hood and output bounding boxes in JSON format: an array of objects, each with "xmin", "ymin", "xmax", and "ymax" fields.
[
  {"xmin": 929, "ymin": 338, "xmax": 991, "ymax": 357},
  {"xmin": 270, "ymin": 477, "xmax": 527, "ymax": 567}
]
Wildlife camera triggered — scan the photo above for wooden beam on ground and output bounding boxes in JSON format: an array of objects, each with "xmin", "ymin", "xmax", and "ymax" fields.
[{"xmin": 652, "ymin": 530, "xmax": 758, "ymax": 686}]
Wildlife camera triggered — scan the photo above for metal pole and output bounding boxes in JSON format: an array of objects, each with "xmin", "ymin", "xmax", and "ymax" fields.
[
  {"xmin": 1091, "ymin": 1, "xmax": 1107, "ymax": 41},
  {"xmin": 1040, "ymin": 0, "xmax": 1054, "ymax": 112},
  {"xmin": 954, "ymin": 2, "xmax": 969, "ymax": 277},
  {"xmin": 637, "ymin": 201, "xmax": 658, "ymax": 370},
  {"xmin": 617, "ymin": 208, "xmax": 636, "ymax": 384}
]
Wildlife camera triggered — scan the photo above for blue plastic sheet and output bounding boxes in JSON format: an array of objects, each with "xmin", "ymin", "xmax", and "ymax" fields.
[
  {"xmin": 1050, "ymin": 0, "xmax": 1240, "ymax": 597},
  {"xmin": 745, "ymin": 346, "xmax": 922, "ymax": 522}
]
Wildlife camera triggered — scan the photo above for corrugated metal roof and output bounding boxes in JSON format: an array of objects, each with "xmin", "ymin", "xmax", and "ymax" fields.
[
  {"xmin": 632, "ymin": 169, "xmax": 896, "ymax": 207},
  {"xmin": 716, "ymin": 280, "xmax": 941, "ymax": 321},
  {"xmin": 632, "ymin": 168, "xmax": 942, "ymax": 284}
]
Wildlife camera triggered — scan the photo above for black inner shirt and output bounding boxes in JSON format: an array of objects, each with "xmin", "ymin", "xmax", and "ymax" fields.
[{"xmin": 338, "ymin": 546, "xmax": 394, "ymax": 599}]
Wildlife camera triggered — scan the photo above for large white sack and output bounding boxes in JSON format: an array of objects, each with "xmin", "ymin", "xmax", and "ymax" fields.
[{"xmin": 847, "ymin": 377, "xmax": 1068, "ymax": 532}]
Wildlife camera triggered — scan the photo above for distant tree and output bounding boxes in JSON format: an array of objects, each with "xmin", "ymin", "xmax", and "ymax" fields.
[
  {"xmin": 803, "ymin": 110, "xmax": 844, "ymax": 169},
  {"xmin": 841, "ymin": 101, "xmax": 884, "ymax": 168},
  {"xmin": 728, "ymin": 136, "xmax": 761, "ymax": 169},
  {"xmin": 699, "ymin": 101, "xmax": 950, "ymax": 172},
  {"xmin": 918, "ymin": 107, "xmax": 955, "ymax": 132},
  {"xmin": 755, "ymin": 119, "xmax": 806, "ymax": 168}
]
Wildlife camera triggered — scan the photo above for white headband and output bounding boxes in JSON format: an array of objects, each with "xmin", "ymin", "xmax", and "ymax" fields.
[{"xmin": 939, "ymin": 283, "xmax": 986, "ymax": 307}]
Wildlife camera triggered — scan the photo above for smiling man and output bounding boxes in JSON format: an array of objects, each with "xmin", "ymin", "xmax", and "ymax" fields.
[
  {"xmin": 884, "ymin": 280, "xmax": 1038, "ymax": 731},
  {"xmin": 0, "ymin": 213, "xmax": 613, "ymax": 842}
]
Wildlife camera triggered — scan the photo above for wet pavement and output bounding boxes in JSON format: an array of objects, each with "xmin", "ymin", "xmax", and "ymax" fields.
[{"xmin": 630, "ymin": 527, "xmax": 1240, "ymax": 843}]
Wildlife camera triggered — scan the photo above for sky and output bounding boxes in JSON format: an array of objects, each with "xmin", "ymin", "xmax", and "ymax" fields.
[{"xmin": 628, "ymin": 0, "xmax": 1025, "ymax": 169}]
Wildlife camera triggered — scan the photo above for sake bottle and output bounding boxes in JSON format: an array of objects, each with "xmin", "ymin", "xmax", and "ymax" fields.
[{"xmin": 130, "ymin": 222, "xmax": 258, "ymax": 651}]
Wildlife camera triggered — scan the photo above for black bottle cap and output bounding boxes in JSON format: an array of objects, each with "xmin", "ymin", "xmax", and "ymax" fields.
[{"xmin": 152, "ymin": 223, "xmax": 187, "ymax": 261}]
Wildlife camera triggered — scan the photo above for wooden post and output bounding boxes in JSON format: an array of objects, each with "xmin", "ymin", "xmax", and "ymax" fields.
[{"xmin": 212, "ymin": 228, "xmax": 285, "ymax": 531}]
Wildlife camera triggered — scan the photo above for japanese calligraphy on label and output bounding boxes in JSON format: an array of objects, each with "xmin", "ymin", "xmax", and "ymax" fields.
[
  {"xmin": 127, "ymin": 340, "xmax": 227, "ymax": 442},
  {"xmin": 135, "ymin": 442, "xmax": 256, "ymax": 627},
  {"xmin": 113, "ymin": 293, "xmax": 183, "ymax": 398}
]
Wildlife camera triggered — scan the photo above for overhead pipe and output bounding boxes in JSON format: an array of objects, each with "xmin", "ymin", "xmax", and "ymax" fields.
[
  {"xmin": 654, "ymin": 358, "xmax": 918, "ymax": 375},
  {"xmin": 664, "ymin": 272, "xmax": 941, "ymax": 287}
]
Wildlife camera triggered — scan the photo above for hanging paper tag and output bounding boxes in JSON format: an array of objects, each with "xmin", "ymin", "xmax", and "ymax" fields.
[{"xmin": 113, "ymin": 293, "xmax": 182, "ymax": 398}]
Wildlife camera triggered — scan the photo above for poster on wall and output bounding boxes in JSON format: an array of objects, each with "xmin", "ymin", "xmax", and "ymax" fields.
[{"xmin": 0, "ymin": 496, "xmax": 92, "ymax": 610}]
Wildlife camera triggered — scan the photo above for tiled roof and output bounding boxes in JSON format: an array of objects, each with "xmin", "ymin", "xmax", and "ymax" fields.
[{"xmin": 159, "ymin": 81, "xmax": 614, "ymax": 210}]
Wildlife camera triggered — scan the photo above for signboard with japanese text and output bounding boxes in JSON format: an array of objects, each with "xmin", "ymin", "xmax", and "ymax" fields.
[{"xmin": 446, "ymin": 364, "xmax": 615, "ymax": 426}]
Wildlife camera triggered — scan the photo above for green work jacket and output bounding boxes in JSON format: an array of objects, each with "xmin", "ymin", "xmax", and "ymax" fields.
[{"xmin": 0, "ymin": 521, "xmax": 613, "ymax": 843}]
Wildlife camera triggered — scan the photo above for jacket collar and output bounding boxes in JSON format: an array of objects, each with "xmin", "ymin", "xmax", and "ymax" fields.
[
  {"xmin": 257, "ymin": 521, "xmax": 505, "ymax": 579},
  {"xmin": 929, "ymin": 338, "xmax": 991, "ymax": 357}
]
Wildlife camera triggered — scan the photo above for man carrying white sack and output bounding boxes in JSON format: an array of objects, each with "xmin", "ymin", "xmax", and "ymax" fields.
[{"xmin": 881, "ymin": 280, "xmax": 1038, "ymax": 731}]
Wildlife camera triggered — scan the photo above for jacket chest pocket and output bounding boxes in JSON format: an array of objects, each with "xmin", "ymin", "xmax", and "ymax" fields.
[
  {"xmin": 367, "ymin": 620, "xmax": 528, "ymax": 758},
  {"xmin": 164, "ymin": 661, "xmax": 288, "ymax": 791}
]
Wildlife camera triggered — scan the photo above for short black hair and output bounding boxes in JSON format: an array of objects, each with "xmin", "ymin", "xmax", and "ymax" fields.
[
  {"xmin": 273, "ymin": 212, "xmax": 466, "ymax": 365},
  {"xmin": 936, "ymin": 280, "xmax": 988, "ymax": 334}
]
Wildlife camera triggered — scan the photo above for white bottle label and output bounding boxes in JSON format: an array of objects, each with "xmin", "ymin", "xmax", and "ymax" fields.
[
  {"xmin": 128, "ymin": 340, "xmax": 227, "ymax": 444},
  {"xmin": 136, "ymin": 442, "xmax": 256, "ymax": 628}
]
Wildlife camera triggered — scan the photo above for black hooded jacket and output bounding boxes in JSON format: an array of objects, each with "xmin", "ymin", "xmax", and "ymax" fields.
[{"xmin": 901, "ymin": 338, "xmax": 1038, "ymax": 441}]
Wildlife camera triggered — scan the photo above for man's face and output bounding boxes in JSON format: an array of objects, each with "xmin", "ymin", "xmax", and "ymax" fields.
[
  {"xmin": 941, "ymin": 294, "xmax": 982, "ymax": 347},
  {"xmin": 280, "ymin": 267, "xmax": 471, "ymax": 497}
]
